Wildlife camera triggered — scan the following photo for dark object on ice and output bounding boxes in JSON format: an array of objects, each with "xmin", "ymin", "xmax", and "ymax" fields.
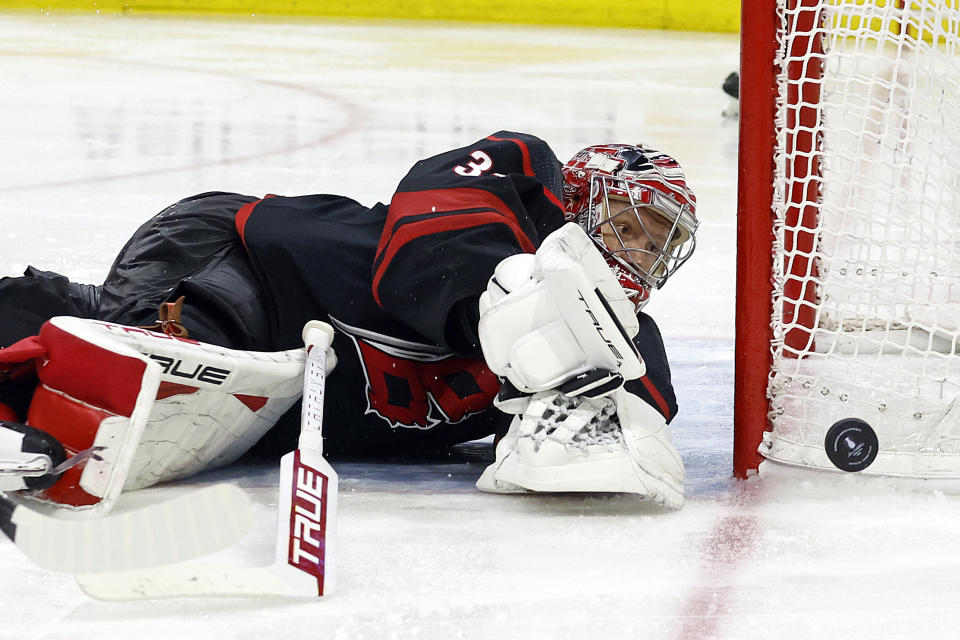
[
  {"xmin": 723, "ymin": 71, "xmax": 739, "ymax": 100},
  {"xmin": 824, "ymin": 418, "xmax": 879, "ymax": 472}
]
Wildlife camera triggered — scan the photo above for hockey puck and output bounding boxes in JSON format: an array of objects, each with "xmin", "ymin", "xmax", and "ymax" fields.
[{"xmin": 823, "ymin": 418, "xmax": 879, "ymax": 472}]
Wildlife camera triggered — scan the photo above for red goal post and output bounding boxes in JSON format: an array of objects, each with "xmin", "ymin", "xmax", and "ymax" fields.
[
  {"xmin": 735, "ymin": 0, "xmax": 779, "ymax": 479},
  {"xmin": 734, "ymin": 0, "xmax": 960, "ymax": 479}
]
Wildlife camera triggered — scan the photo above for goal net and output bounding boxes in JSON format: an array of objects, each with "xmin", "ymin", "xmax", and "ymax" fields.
[{"xmin": 735, "ymin": 0, "xmax": 960, "ymax": 478}]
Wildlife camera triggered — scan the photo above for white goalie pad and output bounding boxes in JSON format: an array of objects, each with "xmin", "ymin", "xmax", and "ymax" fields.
[
  {"xmin": 74, "ymin": 321, "xmax": 339, "ymax": 600},
  {"xmin": 76, "ymin": 319, "xmax": 326, "ymax": 491},
  {"xmin": 478, "ymin": 223, "xmax": 644, "ymax": 397},
  {"xmin": 13, "ymin": 317, "xmax": 335, "ymax": 515},
  {"xmin": 2, "ymin": 316, "xmax": 165, "ymax": 517}
]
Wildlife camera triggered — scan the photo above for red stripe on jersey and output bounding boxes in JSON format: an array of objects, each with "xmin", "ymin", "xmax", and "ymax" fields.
[
  {"xmin": 541, "ymin": 185, "xmax": 564, "ymax": 210},
  {"xmin": 376, "ymin": 187, "xmax": 536, "ymax": 264},
  {"xmin": 487, "ymin": 134, "xmax": 565, "ymax": 211},
  {"xmin": 639, "ymin": 374, "xmax": 672, "ymax": 422},
  {"xmin": 487, "ymin": 134, "xmax": 534, "ymax": 176},
  {"xmin": 373, "ymin": 210, "xmax": 534, "ymax": 307},
  {"xmin": 234, "ymin": 194, "xmax": 276, "ymax": 247}
]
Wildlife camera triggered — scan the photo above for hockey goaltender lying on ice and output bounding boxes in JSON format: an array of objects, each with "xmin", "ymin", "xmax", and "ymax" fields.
[{"xmin": 0, "ymin": 132, "xmax": 698, "ymax": 597}]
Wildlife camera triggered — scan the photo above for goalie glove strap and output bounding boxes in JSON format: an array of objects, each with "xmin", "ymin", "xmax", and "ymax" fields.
[{"xmin": 556, "ymin": 368, "xmax": 625, "ymax": 399}]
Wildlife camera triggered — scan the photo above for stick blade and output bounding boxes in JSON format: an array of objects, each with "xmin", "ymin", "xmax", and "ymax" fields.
[
  {"xmin": 77, "ymin": 564, "xmax": 314, "ymax": 600},
  {"xmin": 7, "ymin": 483, "xmax": 252, "ymax": 573},
  {"xmin": 76, "ymin": 452, "xmax": 339, "ymax": 601},
  {"xmin": 277, "ymin": 448, "xmax": 338, "ymax": 596}
]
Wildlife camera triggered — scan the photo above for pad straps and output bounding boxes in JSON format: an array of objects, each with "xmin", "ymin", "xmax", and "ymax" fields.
[{"xmin": 137, "ymin": 295, "xmax": 189, "ymax": 339}]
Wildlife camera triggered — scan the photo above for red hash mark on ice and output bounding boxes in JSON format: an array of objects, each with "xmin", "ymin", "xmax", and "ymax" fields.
[{"xmin": 675, "ymin": 482, "xmax": 763, "ymax": 640}]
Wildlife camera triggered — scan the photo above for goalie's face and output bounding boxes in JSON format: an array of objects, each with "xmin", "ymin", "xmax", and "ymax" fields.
[
  {"xmin": 600, "ymin": 199, "xmax": 678, "ymax": 278},
  {"xmin": 586, "ymin": 173, "xmax": 697, "ymax": 296}
]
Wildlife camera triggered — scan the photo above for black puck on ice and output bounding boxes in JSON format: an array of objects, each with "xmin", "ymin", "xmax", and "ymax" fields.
[{"xmin": 824, "ymin": 418, "xmax": 879, "ymax": 472}]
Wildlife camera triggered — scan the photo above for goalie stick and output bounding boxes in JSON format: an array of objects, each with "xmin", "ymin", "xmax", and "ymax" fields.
[
  {"xmin": 0, "ymin": 483, "xmax": 253, "ymax": 573},
  {"xmin": 76, "ymin": 320, "xmax": 338, "ymax": 599}
]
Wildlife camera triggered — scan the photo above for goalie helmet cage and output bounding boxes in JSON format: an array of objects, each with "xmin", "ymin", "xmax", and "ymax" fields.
[{"xmin": 734, "ymin": 0, "xmax": 960, "ymax": 479}]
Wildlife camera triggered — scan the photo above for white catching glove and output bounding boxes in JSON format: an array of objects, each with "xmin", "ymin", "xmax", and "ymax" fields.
[
  {"xmin": 476, "ymin": 387, "xmax": 685, "ymax": 509},
  {"xmin": 478, "ymin": 223, "xmax": 644, "ymax": 399}
]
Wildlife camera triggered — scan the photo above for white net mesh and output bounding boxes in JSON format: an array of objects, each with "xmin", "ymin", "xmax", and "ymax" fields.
[{"xmin": 765, "ymin": 0, "xmax": 960, "ymax": 476}]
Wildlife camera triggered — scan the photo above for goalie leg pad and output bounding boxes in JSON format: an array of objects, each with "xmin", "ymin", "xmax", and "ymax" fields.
[
  {"xmin": 67, "ymin": 319, "xmax": 317, "ymax": 493},
  {"xmin": 0, "ymin": 317, "xmax": 165, "ymax": 512},
  {"xmin": 0, "ymin": 316, "xmax": 332, "ymax": 514}
]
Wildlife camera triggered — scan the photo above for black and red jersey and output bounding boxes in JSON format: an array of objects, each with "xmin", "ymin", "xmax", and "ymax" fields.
[
  {"xmin": 236, "ymin": 132, "xmax": 677, "ymax": 453},
  {"xmin": 0, "ymin": 132, "xmax": 679, "ymax": 456}
]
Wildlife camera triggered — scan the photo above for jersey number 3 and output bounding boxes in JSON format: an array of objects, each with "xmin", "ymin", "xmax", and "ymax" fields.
[{"xmin": 453, "ymin": 150, "xmax": 493, "ymax": 177}]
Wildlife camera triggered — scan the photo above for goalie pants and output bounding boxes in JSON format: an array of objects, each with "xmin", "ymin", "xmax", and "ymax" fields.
[{"xmin": 0, "ymin": 192, "xmax": 273, "ymax": 418}]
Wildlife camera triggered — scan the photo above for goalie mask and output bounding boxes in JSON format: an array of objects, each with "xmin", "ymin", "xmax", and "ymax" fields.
[{"xmin": 561, "ymin": 144, "xmax": 698, "ymax": 309}]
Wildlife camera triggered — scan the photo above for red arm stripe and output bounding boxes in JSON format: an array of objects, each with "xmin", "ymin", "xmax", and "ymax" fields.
[
  {"xmin": 377, "ymin": 187, "xmax": 534, "ymax": 258},
  {"xmin": 639, "ymin": 374, "xmax": 672, "ymax": 422},
  {"xmin": 372, "ymin": 210, "xmax": 534, "ymax": 307},
  {"xmin": 234, "ymin": 194, "xmax": 276, "ymax": 248},
  {"xmin": 542, "ymin": 184, "xmax": 564, "ymax": 210},
  {"xmin": 486, "ymin": 134, "xmax": 564, "ymax": 210},
  {"xmin": 486, "ymin": 134, "xmax": 533, "ymax": 175}
]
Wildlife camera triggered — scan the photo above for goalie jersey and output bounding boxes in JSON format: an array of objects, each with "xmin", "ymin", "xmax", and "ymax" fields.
[
  {"xmin": 0, "ymin": 131, "xmax": 678, "ymax": 456},
  {"xmin": 237, "ymin": 131, "xmax": 678, "ymax": 454}
]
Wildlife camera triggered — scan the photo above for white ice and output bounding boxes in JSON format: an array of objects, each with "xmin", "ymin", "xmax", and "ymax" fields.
[{"xmin": 2, "ymin": 13, "xmax": 959, "ymax": 640}]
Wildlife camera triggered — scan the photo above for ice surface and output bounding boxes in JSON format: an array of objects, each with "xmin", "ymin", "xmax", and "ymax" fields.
[{"xmin": 2, "ymin": 13, "xmax": 958, "ymax": 640}]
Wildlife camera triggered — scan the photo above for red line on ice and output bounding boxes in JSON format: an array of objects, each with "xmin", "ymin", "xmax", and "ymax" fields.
[{"xmin": 674, "ymin": 481, "xmax": 763, "ymax": 640}]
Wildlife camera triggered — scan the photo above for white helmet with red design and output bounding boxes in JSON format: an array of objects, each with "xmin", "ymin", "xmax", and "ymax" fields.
[{"xmin": 561, "ymin": 144, "xmax": 698, "ymax": 309}]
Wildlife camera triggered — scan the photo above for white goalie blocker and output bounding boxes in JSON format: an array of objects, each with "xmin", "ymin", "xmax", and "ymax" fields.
[
  {"xmin": 478, "ymin": 222, "xmax": 645, "ymax": 399},
  {"xmin": 1, "ymin": 316, "xmax": 325, "ymax": 517}
]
